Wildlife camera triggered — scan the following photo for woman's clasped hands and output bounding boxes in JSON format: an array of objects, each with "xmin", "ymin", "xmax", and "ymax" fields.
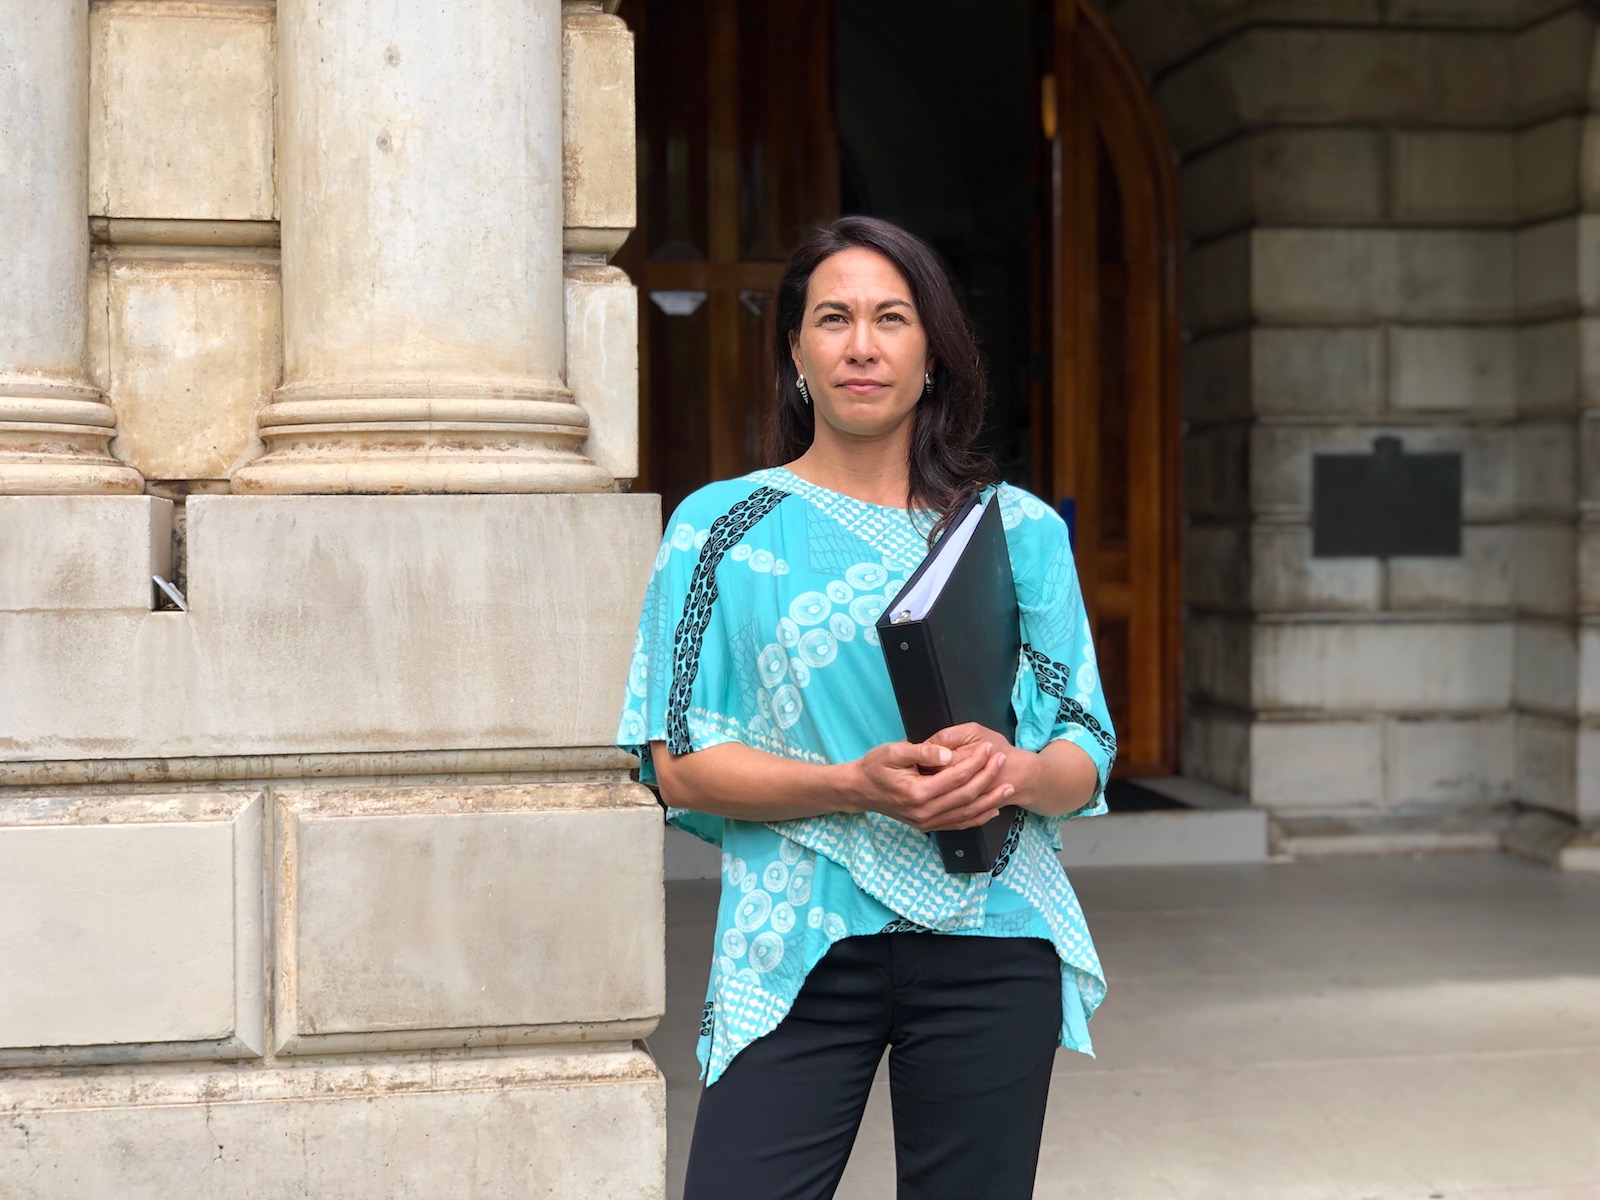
[{"xmin": 848, "ymin": 723, "xmax": 1024, "ymax": 832}]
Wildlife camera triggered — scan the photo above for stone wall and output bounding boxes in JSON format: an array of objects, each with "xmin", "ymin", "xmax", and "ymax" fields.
[
  {"xmin": 0, "ymin": 1, "xmax": 663, "ymax": 1195},
  {"xmin": 1107, "ymin": 0, "xmax": 1598, "ymax": 823}
]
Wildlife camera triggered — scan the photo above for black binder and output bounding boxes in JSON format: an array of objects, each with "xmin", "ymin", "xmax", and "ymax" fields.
[{"xmin": 876, "ymin": 493, "xmax": 1021, "ymax": 872}]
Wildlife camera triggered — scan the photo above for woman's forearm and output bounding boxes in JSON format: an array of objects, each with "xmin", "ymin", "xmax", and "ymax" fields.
[
  {"xmin": 650, "ymin": 740, "xmax": 865, "ymax": 821},
  {"xmin": 1012, "ymin": 739, "xmax": 1101, "ymax": 817},
  {"xmin": 650, "ymin": 736, "xmax": 1006, "ymax": 831}
]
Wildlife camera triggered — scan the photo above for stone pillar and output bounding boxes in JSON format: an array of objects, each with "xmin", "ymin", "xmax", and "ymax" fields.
[
  {"xmin": 563, "ymin": 0, "xmax": 639, "ymax": 484},
  {"xmin": 0, "ymin": 1, "xmax": 142, "ymax": 495},
  {"xmin": 233, "ymin": 0, "xmax": 611, "ymax": 494}
]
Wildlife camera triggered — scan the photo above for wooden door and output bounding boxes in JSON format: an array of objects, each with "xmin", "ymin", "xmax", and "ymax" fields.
[
  {"xmin": 1046, "ymin": 0, "xmax": 1182, "ymax": 776},
  {"xmin": 616, "ymin": 0, "xmax": 838, "ymax": 519}
]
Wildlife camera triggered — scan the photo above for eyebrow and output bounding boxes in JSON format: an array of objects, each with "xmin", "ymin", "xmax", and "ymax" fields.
[{"xmin": 812, "ymin": 298, "xmax": 912, "ymax": 315}]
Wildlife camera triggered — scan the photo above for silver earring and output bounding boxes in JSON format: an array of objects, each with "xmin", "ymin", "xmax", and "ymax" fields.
[
  {"xmin": 924, "ymin": 372, "xmax": 933, "ymax": 393},
  {"xmin": 797, "ymin": 375, "xmax": 810, "ymax": 404}
]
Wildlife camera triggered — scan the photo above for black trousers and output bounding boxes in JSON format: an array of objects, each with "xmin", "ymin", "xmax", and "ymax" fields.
[{"xmin": 683, "ymin": 933, "xmax": 1063, "ymax": 1200}]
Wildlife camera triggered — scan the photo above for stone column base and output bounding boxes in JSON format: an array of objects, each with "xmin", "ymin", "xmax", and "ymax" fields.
[
  {"xmin": 0, "ymin": 1048, "xmax": 665, "ymax": 1199},
  {"xmin": 0, "ymin": 386, "xmax": 143, "ymax": 495},
  {"xmin": 233, "ymin": 384, "xmax": 614, "ymax": 494}
]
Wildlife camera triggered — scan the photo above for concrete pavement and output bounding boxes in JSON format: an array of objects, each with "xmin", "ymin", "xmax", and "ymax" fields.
[{"xmin": 655, "ymin": 854, "xmax": 1600, "ymax": 1199}]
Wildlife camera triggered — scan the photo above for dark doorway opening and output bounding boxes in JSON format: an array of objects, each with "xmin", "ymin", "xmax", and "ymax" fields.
[
  {"xmin": 836, "ymin": 2, "xmax": 1048, "ymax": 490},
  {"xmin": 620, "ymin": 0, "xmax": 1183, "ymax": 777}
]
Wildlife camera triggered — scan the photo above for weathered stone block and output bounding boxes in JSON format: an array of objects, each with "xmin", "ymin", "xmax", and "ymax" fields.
[
  {"xmin": 1581, "ymin": 411, "xmax": 1600, "ymax": 506},
  {"xmin": 1515, "ymin": 115, "xmax": 1583, "ymax": 221},
  {"xmin": 1516, "ymin": 215, "xmax": 1600, "ymax": 318},
  {"xmin": 1219, "ymin": 0, "xmax": 1382, "ymax": 21},
  {"xmin": 1511, "ymin": 521, "xmax": 1576, "ymax": 617},
  {"xmin": 1516, "ymin": 319, "xmax": 1578, "ymax": 414},
  {"xmin": 1256, "ymin": 327, "xmax": 1386, "ymax": 416},
  {"xmin": 1514, "ymin": 619, "xmax": 1577, "ymax": 715},
  {"xmin": 1515, "ymin": 419, "xmax": 1577, "ymax": 515},
  {"xmin": 0, "ymin": 1049, "xmax": 665, "ymax": 1200},
  {"xmin": 1388, "ymin": 230, "xmax": 1516, "ymax": 322},
  {"xmin": 1252, "ymin": 229, "xmax": 1512, "ymax": 324},
  {"xmin": 1250, "ymin": 229, "xmax": 1385, "ymax": 324},
  {"xmin": 567, "ymin": 261, "xmax": 638, "ymax": 481},
  {"xmin": 1183, "ymin": 708, "xmax": 1251, "ymax": 798},
  {"xmin": 1385, "ymin": 0, "xmax": 1526, "ymax": 27},
  {"xmin": 1515, "ymin": 711, "xmax": 1575, "ymax": 813},
  {"xmin": 1180, "ymin": 140, "xmax": 1254, "ymax": 240},
  {"xmin": 1186, "ymin": 613, "xmax": 1254, "ymax": 709},
  {"xmin": 1582, "ymin": 522, "xmax": 1600, "ymax": 613},
  {"xmin": 1253, "ymin": 620, "xmax": 1514, "ymax": 711},
  {"xmin": 1107, "ymin": 0, "xmax": 1211, "ymax": 77},
  {"xmin": 1183, "ymin": 130, "xmax": 1385, "ymax": 238},
  {"xmin": 1391, "ymin": 131, "xmax": 1515, "ymax": 225},
  {"xmin": 1183, "ymin": 331, "xmax": 1253, "ymax": 423},
  {"xmin": 1249, "ymin": 719, "xmax": 1383, "ymax": 809},
  {"xmin": 1515, "ymin": 217, "xmax": 1577, "ymax": 318},
  {"xmin": 1156, "ymin": 48, "xmax": 1246, "ymax": 155},
  {"xmin": 1579, "ymin": 725, "xmax": 1600, "ymax": 820},
  {"xmin": 0, "ymin": 496, "xmax": 170, "ymax": 612},
  {"xmin": 1578, "ymin": 622, "xmax": 1600, "ymax": 716},
  {"xmin": 1251, "ymin": 422, "xmax": 1513, "ymax": 521},
  {"xmin": 275, "ymin": 783, "xmax": 663, "ymax": 1054},
  {"xmin": 1251, "ymin": 524, "xmax": 1383, "ymax": 613},
  {"xmin": 0, "ymin": 794, "xmax": 262, "ymax": 1064},
  {"xmin": 0, "ymin": 494, "xmax": 660, "ymax": 758},
  {"xmin": 93, "ymin": 253, "xmax": 280, "ymax": 482},
  {"xmin": 1184, "ymin": 425, "xmax": 1252, "ymax": 520},
  {"xmin": 1387, "ymin": 716, "xmax": 1515, "ymax": 806},
  {"xmin": 1184, "ymin": 524, "xmax": 1251, "ymax": 612},
  {"xmin": 1583, "ymin": 116, "xmax": 1600, "ymax": 210},
  {"xmin": 0, "ymin": 611, "xmax": 185, "ymax": 759},
  {"xmin": 1184, "ymin": 233, "xmax": 1252, "ymax": 335},
  {"xmin": 1199, "ymin": 27, "xmax": 1507, "ymax": 130},
  {"xmin": 1510, "ymin": 7, "xmax": 1597, "ymax": 123},
  {"xmin": 1388, "ymin": 326, "xmax": 1513, "ymax": 414},
  {"xmin": 562, "ymin": 9, "xmax": 636, "ymax": 255},
  {"xmin": 1387, "ymin": 525, "xmax": 1515, "ymax": 612},
  {"xmin": 88, "ymin": 3, "xmax": 275, "ymax": 220}
]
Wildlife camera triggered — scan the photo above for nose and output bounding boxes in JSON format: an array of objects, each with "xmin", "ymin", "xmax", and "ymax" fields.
[{"xmin": 846, "ymin": 318, "xmax": 876, "ymax": 364}]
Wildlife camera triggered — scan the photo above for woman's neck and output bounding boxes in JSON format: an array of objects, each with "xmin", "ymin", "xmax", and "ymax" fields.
[{"xmin": 786, "ymin": 426, "xmax": 913, "ymax": 509}]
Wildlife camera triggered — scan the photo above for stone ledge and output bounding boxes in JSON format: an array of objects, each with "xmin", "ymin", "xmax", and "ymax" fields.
[
  {"xmin": 0, "ymin": 1047, "xmax": 665, "ymax": 1200},
  {"xmin": 1270, "ymin": 806, "xmax": 1514, "ymax": 858},
  {"xmin": 1, "ymin": 493, "xmax": 661, "ymax": 758}
]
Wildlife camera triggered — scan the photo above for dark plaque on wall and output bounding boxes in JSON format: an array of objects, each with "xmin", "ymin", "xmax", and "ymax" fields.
[{"xmin": 1312, "ymin": 436, "xmax": 1462, "ymax": 558}]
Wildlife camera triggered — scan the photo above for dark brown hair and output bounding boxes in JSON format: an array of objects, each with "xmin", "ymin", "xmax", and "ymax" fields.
[{"xmin": 767, "ymin": 216, "xmax": 995, "ymax": 543}]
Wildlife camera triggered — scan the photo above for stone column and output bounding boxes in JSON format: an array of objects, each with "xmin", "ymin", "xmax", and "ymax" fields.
[
  {"xmin": 233, "ymin": 0, "xmax": 611, "ymax": 494},
  {"xmin": 0, "ymin": 2, "xmax": 142, "ymax": 495}
]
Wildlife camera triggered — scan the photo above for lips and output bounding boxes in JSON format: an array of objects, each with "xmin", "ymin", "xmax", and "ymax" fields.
[{"xmin": 838, "ymin": 379, "xmax": 888, "ymax": 394}]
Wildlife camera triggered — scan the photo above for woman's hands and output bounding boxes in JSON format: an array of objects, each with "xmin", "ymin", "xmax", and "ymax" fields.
[
  {"xmin": 648, "ymin": 724, "xmax": 1096, "ymax": 827},
  {"xmin": 847, "ymin": 735, "xmax": 1015, "ymax": 832},
  {"xmin": 927, "ymin": 723, "xmax": 1101, "ymax": 818}
]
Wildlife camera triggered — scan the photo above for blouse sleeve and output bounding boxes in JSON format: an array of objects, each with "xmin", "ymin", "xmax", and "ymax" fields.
[
  {"xmin": 615, "ymin": 488, "xmax": 783, "ymax": 847},
  {"xmin": 1002, "ymin": 487, "xmax": 1118, "ymax": 829}
]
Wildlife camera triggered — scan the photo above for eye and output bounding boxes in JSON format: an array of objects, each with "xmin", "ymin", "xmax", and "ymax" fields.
[
  {"xmin": 819, "ymin": 313, "xmax": 847, "ymax": 325},
  {"xmin": 880, "ymin": 312, "xmax": 907, "ymax": 324}
]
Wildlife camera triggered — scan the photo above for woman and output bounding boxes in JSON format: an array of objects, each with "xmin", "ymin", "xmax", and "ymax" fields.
[{"xmin": 616, "ymin": 216, "xmax": 1116, "ymax": 1200}]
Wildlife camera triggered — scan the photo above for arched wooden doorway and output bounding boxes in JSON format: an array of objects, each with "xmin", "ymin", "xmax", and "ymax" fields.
[
  {"xmin": 619, "ymin": 0, "xmax": 1182, "ymax": 777},
  {"xmin": 1045, "ymin": 0, "xmax": 1183, "ymax": 775}
]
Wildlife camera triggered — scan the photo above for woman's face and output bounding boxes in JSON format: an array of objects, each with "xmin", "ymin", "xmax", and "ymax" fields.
[{"xmin": 789, "ymin": 247, "xmax": 930, "ymax": 445}]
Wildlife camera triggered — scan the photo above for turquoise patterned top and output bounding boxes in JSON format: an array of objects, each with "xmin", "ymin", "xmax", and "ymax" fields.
[{"xmin": 616, "ymin": 467, "xmax": 1117, "ymax": 1085}]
